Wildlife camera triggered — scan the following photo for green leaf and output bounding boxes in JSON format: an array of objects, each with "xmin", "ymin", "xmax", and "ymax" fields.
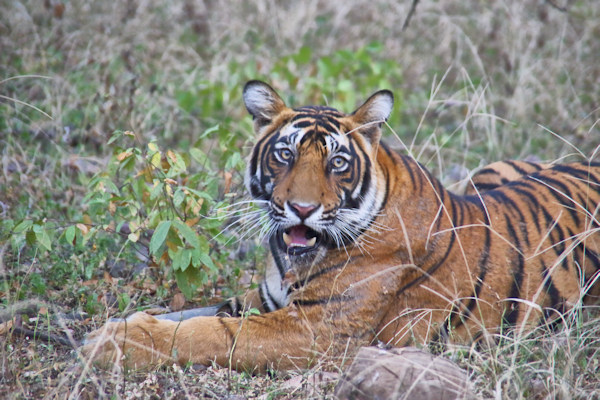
[
  {"xmin": 173, "ymin": 188, "xmax": 185, "ymax": 208},
  {"xmin": 198, "ymin": 124, "xmax": 220, "ymax": 140},
  {"xmin": 14, "ymin": 220, "xmax": 33, "ymax": 233},
  {"xmin": 193, "ymin": 249, "xmax": 217, "ymax": 273},
  {"xmin": 183, "ymin": 187, "xmax": 213, "ymax": 200},
  {"xmin": 149, "ymin": 180, "xmax": 164, "ymax": 200},
  {"xmin": 173, "ymin": 248, "xmax": 192, "ymax": 272},
  {"xmin": 190, "ymin": 148, "xmax": 208, "ymax": 165},
  {"xmin": 64, "ymin": 225, "xmax": 76, "ymax": 245},
  {"xmin": 101, "ymin": 179, "xmax": 120, "ymax": 194},
  {"xmin": 174, "ymin": 267, "xmax": 206, "ymax": 299},
  {"xmin": 107, "ymin": 130, "xmax": 123, "ymax": 145},
  {"xmin": 35, "ymin": 229, "xmax": 52, "ymax": 251},
  {"xmin": 26, "ymin": 230, "xmax": 36, "ymax": 246},
  {"xmin": 294, "ymin": 46, "xmax": 312, "ymax": 65},
  {"xmin": 147, "ymin": 142, "xmax": 159, "ymax": 153},
  {"xmin": 173, "ymin": 220, "xmax": 200, "ymax": 248},
  {"xmin": 150, "ymin": 221, "xmax": 171, "ymax": 255},
  {"xmin": 225, "ymin": 152, "xmax": 242, "ymax": 170},
  {"xmin": 243, "ymin": 307, "xmax": 261, "ymax": 317},
  {"xmin": 118, "ymin": 293, "xmax": 131, "ymax": 312}
]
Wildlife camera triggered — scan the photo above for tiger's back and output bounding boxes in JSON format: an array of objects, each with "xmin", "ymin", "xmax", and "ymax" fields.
[
  {"xmin": 377, "ymin": 158, "xmax": 600, "ymax": 345},
  {"xmin": 466, "ymin": 159, "xmax": 552, "ymax": 195}
]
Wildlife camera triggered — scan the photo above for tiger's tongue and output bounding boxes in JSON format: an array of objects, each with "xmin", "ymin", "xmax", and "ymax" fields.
[{"xmin": 283, "ymin": 225, "xmax": 316, "ymax": 247}]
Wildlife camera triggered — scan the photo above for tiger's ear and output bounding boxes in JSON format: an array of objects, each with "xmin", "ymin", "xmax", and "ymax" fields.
[
  {"xmin": 243, "ymin": 80, "xmax": 287, "ymax": 131},
  {"xmin": 349, "ymin": 90, "xmax": 394, "ymax": 144}
]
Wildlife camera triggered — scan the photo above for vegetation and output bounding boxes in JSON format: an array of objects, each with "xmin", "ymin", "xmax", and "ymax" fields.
[{"xmin": 1, "ymin": 1, "xmax": 599, "ymax": 398}]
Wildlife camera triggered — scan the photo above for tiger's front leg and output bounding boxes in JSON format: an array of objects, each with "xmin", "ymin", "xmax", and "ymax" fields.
[{"xmin": 82, "ymin": 306, "xmax": 317, "ymax": 371}]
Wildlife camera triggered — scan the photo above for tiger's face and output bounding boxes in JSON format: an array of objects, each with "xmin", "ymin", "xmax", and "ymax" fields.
[{"xmin": 242, "ymin": 81, "xmax": 394, "ymax": 266}]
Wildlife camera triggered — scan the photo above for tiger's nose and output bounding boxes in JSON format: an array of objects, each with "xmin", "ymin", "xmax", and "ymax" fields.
[{"xmin": 289, "ymin": 202, "xmax": 318, "ymax": 219}]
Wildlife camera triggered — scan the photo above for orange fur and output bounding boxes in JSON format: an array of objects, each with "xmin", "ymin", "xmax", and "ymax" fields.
[{"xmin": 466, "ymin": 160, "xmax": 552, "ymax": 195}]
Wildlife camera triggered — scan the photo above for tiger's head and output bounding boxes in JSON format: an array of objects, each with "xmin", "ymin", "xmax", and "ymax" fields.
[{"xmin": 242, "ymin": 81, "xmax": 394, "ymax": 266}]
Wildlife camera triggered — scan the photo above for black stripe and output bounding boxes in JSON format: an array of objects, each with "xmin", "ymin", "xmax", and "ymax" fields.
[
  {"xmin": 357, "ymin": 142, "xmax": 372, "ymax": 202},
  {"xmin": 249, "ymin": 130, "xmax": 274, "ymax": 176},
  {"xmin": 484, "ymin": 190, "xmax": 523, "ymax": 219},
  {"xmin": 399, "ymin": 155, "xmax": 417, "ymax": 190},
  {"xmin": 426, "ymin": 172, "xmax": 447, "ymax": 232},
  {"xmin": 505, "ymin": 160, "xmax": 533, "ymax": 176},
  {"xmin": 484, "ymin": 189, "xmax": 530, "ymax": 247},
  {"xmin": 463, "ymin": 194, "xmax": 486, "ymax": 210},
  {"xmin": 536, "ymin": 175, "xmax": 580, "ymax": 226},
  {"xmin": 584, "ymin": 247, "xmax": 600, "ymax": 272},
  {"xmin": 444, "ymin": 223, "xmax": 492, "ymax": 333},
  {"xmin": 233, "ymin": 297, "xmax": 243, "ymax": 316},
  {"xmin": 293, "ymin": 119, "xmax": 313, "ymax": 129},
  {"xmin": 506, "ymin": 184, "xmax": 542, "ymax": 231},
  {"xmin": 547, "ymin": 221, "xmax": 569, "ymax": 271},
  {"xmin": 540, "ymin": 260, "xmax": 563, "ymax": 312},
  {"xmin": 292, "ymin": 296, "xmax": 344, "ymax": 307},
  {"xmin": 474, "ymin": 167, "xmax": 499, "ymax": 176},
  {"xmin": 575, "ymin": 193, "xmax": 593, "ymax": 216},
  {"xmin": 319, "ymin": 120, "xmax": 340, "ymax": 133},
  {"xmin": 291, "ymin": 261, "xmax": 349, "ymax": 290},
  {"xmin": 524, "ymin": 160, "xmax": 544, "ymax": 171},
  {"xmin": 503, "ymin": 215, "xmax": 524, "ymax": 325},
  {"xmin": 269, "ymin": 236, "xmax": 288, "ymax": 279},
  {"xmin": 258, "ymin": 284, "xmax": 271, "ymax": 312},
  {"xmin": 551, "ymin": 163, "xmax": 600, "ymax": 186},
  {"xmin": 453, "ymin": 194, "xmax": 463, "ymax": 229},
  {"xmin": 540, "ymin": 204, "xmax": 557, "ymax": 231},
  {"xmin": 472, "ymin": 183, "xmax": 502, "ymax": 192},
  {"xmin": 259, "ymin": 283, "xmax": 285, "ymax": 312},
  {"xmin": 380, "ymin": 149, "xmax": 392, "ymax": 213}
]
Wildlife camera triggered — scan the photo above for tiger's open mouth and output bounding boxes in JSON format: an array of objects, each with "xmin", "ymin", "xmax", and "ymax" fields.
[{"xmin": 279, "ymin": 224, "xmax": 321, "ymax": 255}]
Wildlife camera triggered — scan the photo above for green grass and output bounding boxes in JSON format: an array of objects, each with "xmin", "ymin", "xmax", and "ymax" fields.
[{"xmin": 1, "ymin": 1, "xmax": 599, "ymax": 398}]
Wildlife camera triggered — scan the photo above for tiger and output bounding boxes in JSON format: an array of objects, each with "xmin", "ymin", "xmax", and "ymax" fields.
[{"xmin": 82, "ymin": 80, "xmax": 600, "ymax": 372}]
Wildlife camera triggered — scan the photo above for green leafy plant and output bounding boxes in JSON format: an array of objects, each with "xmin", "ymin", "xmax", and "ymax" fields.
[{"xmin": 79, "ymin": 129, "xmax": 244, "ymax": 299}]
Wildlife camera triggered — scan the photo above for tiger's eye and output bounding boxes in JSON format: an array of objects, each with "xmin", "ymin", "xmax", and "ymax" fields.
[
  {"xmin": 278, "ymin": 149, "xmax": 292, "ymax": 161},
  {"xmin": 331, "ymin": 156, "xmax": 347, "ymax": 169}
]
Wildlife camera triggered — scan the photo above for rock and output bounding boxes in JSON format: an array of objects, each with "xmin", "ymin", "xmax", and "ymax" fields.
[{"xmin": 335, "ymin": 347, "xmax": 475, "ymax": 400}]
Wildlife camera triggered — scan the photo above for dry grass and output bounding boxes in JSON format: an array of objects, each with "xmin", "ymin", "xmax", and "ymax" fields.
[{"xmin": 1, "ymin": 0, "xmax": 599, "ymax": 398}]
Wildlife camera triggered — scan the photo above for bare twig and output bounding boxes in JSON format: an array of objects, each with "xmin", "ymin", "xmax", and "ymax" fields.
[{"xmin": 402, "ymin": 0, "xmax": 420, "ymax": 32}]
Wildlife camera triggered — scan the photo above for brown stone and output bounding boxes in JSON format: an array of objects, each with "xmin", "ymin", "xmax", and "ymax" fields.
[{"xmin": 335, "ymin": 347, "xmax": 475, "ymax": 400}]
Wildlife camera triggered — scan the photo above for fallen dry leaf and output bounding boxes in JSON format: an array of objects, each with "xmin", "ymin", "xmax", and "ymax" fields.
[{"xmin": 170, "ymin": 293, "xmax": 186, "ymax": 311}]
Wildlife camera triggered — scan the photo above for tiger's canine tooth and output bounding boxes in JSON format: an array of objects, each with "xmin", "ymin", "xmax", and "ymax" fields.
[{"xmin": 283, "ymin": 232, "xmax": 292, "ymax": 246}]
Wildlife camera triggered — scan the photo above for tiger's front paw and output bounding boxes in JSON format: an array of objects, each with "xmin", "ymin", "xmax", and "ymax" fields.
[{"xmin": 81, "ymin": 312, "xmax": 173, "ymax": 370}]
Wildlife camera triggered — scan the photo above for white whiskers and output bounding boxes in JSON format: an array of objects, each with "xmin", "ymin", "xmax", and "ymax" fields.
[{"xmin": 212, "ymin": 199, "xmax": 272, "ymax": 245}]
